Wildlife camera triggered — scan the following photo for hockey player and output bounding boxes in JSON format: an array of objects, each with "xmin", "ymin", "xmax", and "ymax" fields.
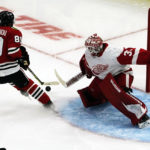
[
  {"xmin": 0, "ymin": 11, "xmax": 52, "ymax": 107},
  {"xmin": 78, "ymin": 33, "xmax": 150, "ymax": 128}
]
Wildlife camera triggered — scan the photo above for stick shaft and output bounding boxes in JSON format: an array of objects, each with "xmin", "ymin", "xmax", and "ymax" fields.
[
  {"xmin": 28, "ymin": 67, "xmax": 59, "ymax": 85},
  {"xmin": 28, "ymin": 67, "xmax": 43, "ymax": 85},
  {"xmin": 66, "ymin": 72, "xmax": 84, "ymax": 87},
  {"xmin": 55, "ymin": 69, "xmax": 84, "ymax": 87}
]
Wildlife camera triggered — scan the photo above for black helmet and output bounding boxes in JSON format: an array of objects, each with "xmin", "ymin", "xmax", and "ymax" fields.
[{"xmin": 0, "ymin": 11, "xmax": 14, "ymax": 27}]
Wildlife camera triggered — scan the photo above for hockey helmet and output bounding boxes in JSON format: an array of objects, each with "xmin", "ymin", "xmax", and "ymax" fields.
[
  {"xmin": 85, "ymin": 33, "xmax": 103, "ymax": 56},
  {"xmin": 0, "ymin": 11, "xmax": 14, "ymax": 27}
]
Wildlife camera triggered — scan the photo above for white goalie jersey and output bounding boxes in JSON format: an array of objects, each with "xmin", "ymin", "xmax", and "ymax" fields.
[
  {"xmin": 85, "ymin": 46, "xmax": 132, "ymax": 79},
  {"xmin": 81, "ymin": 43, "xmax": 150, "ymax": 79}
]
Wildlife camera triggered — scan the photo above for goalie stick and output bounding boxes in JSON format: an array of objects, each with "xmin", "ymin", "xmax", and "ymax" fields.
[
  {"xmin": 54, "ymin": 69, "xmax": 84, "ymax": 87},
  {"xmin": 28, "ymin": 67, "xmax": 59, "ymax": 85}
]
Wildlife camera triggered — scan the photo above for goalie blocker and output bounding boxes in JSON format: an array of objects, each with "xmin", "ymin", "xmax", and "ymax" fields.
[{"xmin": 78, "ymin": 73, "xmax": 147, "ymax": 126}]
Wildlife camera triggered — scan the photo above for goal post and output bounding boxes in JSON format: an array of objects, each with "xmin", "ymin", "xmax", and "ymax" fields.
[{"xmin": 146, "ymin": 8, "xmax": 150, "ymax": 92}]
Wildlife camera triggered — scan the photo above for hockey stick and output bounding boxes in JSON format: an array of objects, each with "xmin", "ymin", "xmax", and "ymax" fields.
[
  {"xmin": 54, "ymin": 69, "xmax": 84, "ymax": 87},
  {"xmin": 28, "ymin": 67, "xmax": 59, "ymax": 85}
]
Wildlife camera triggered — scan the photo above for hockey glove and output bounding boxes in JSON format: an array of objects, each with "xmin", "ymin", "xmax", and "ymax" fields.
[
  {"xmin": 18, "ymin": 58, "xmax": 29, "ymax": 70},
  {"xmin": 18, "ymin": 46, "xmax": 30, "ymax": 70},
  {"xmin": 81, "ymin": 68, "xmax": 92, "ymax": 79}
]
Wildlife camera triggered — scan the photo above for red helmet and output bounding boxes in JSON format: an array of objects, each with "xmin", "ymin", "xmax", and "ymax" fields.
[{"xmin": 85, "ymin": 33, "xmax": 103, "ymax": 56}]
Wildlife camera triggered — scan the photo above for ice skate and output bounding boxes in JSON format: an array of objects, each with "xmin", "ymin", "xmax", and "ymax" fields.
[
  {"xmin": 20, "ymin": 90, "xmax": 29, "ymax": 97},
  {"xmin": 43, "ymin": 101, "xmax": 57, "ymax": 112},
  {"xmin": 138, "ymin": 114, "xmax": 150, "ymax": 129},
  {"xmin": 43, "ymin": 100, "xmax": 53, "ymax": 108}
]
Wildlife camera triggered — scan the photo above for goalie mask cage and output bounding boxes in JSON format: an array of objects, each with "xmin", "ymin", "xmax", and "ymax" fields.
[{"xmin": 146, "ymin": 8, "xmax": 150, "ymax": 92}]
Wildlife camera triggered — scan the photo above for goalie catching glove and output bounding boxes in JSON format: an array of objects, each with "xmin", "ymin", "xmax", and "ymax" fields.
[{"xmin": 18, "ymin": 46, "xmax": 30, "ymax": 70}]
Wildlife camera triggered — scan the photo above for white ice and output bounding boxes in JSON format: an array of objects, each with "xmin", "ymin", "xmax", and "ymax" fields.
[{"xmin": 0, "ymin": 0, "xmax": 150, "ymax": 150}]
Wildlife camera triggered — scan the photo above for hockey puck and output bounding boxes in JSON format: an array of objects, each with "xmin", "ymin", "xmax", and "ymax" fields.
[
  {"xmin": 45, "ymin": 86, "xmax": 51, "ymax": 92},
  {"xmin": 0, "ymin": 148, "xmax": 6, "ymax": 150}
]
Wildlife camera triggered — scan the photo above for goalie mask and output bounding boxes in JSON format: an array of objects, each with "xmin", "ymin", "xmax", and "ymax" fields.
[
  {"xmin": 85, "ymin": 33, "xmax": 103, "ymax": 56},
  {"xmin": 0, "ymin": 11, "xmax": 14, "ymax": 27}
]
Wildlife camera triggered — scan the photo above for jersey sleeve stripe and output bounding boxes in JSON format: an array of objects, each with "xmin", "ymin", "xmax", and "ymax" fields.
[
  {"xmin": 8, "ymin": 47, "xmax": 20, "ymax": 54},
  {"xmin": 125, "ymin": 73, "xmax": 130, "ymax": 88},
  {"xmin": 132, "ymin": 49, "xmax": 140, "ymax": 64}
]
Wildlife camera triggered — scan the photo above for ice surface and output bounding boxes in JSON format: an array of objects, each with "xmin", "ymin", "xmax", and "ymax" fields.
[{"xmin": 0, "ymin": 0, "xmax": 150, "ymax": 150}]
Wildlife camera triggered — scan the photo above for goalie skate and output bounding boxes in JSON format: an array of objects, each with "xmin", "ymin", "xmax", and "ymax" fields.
[{"xmin": 138, "ymin": 114, "xmax": 150, "ymax": 129}]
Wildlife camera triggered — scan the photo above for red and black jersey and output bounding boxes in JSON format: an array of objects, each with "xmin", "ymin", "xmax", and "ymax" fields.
[{"xmin": 0, "ymin": 26, "xmax": 22, "ymax": 76}]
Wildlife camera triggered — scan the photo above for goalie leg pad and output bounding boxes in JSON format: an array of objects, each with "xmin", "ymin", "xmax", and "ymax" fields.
[
  {"xmin": 114, "ymin": 72, "xmax": 134, "ymax": 90},
  {"xmin": 78, "ymin": 77, "xmax": 107, "ymax": 107},
  {"xmin": 88, "ymin": 77, "xmax": 107, "ymax": 104},
  {"xmin": 99, "ymin": 73, "xmax": 147, "ymax": 125},
  {"xmin": 78, "ymin": 87, "xmax": 91, "ymax": 107},
  {"xmin": 78, "ymin": 87, "xmax": 103, "ymax": 107}
]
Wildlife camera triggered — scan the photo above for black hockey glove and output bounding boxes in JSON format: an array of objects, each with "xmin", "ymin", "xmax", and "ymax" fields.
[
  {"xmin": 18, "ymin": 46, "xmax": 30, "ymax": 70},
  {"xmin": 86, "ymin": 74, "xmax": 92, "ymax": 79},
  {"xmin": 18, "ymin": 58, "xmax": 29, "ymax": 70}
]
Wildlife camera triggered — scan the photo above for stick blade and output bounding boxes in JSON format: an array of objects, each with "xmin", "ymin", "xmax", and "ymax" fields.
[
  {"xmin": 54, "ymin": 69, "xmax": 67, "ymax": 87},
  {"xmin": 43, "ymin": 81, "xmax": 59, "ymax": 85}
]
